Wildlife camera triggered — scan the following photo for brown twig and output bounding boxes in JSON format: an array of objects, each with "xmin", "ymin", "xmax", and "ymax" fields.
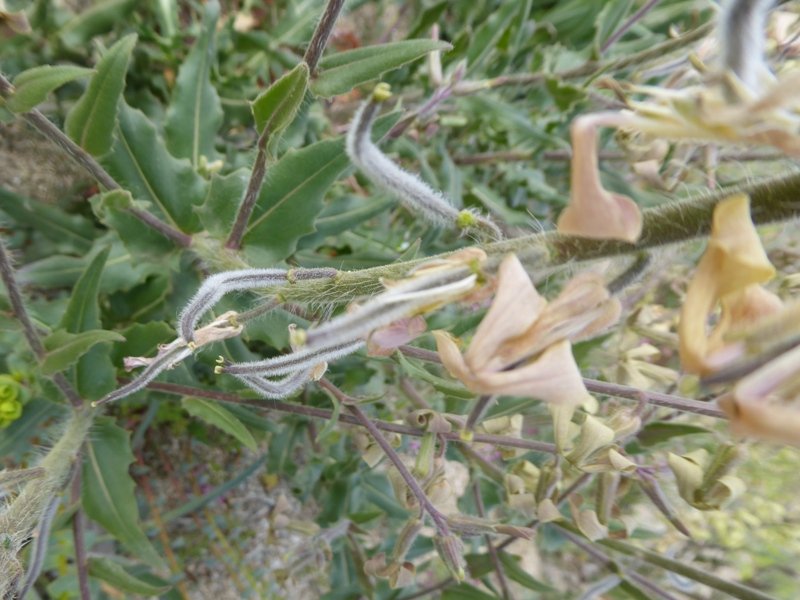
[
  {"xmin": 304, "ymin": 0, "xmax": 346, "ymax": 74},
  {"xmin": 225, "ymin": 132, "xmax": 269, "ymax": 249},
  {"xmin": 601, "ymin": 0, "xmax": 662, "ymax": 53}
]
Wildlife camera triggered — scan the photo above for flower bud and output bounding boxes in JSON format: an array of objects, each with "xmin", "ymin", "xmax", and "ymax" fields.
[{"xmin": 433, "ymin": 534, "xmax": 466, "ymax": 582}]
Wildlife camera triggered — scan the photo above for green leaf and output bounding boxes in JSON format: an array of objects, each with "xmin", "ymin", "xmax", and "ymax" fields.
[
  {"xmin": 466, "ymin": 552, "xmax": 554, "ymax": 593},
  {"xmin": 464, "ymin": 1, "xmax": 519, "ymax": 72},
  {"xmin": 65, "ymin": 33, "xmax": 136, "ymax": 156},
  {"xmin": 58, "ymin": 246, "xmax": 118, "ymax": 399},
  {"xmin": 0, "ymin": 398, "xmax": 67, "ymax": 457},
  {"xmin": 82, "ymin": 417, "xmax": 163, "ymax": 567},
  {"xmin": 102, "ymin": 102, "xmax": 208, "ymax": 231},
  {"xmin": 59, "ymin": 246, "xmax": 110, "ymax": 332},
  {"xmin": 441, "ymin": 583, "xmax": 499, "ymax": 600},
  {"xmin": 6, "ymin": 65, "xmax": 95, "ymax": 113},
  {"xmin": 236, "ymin": 112, "xmax": 400, "ymax": 264},
  {"xmin": 251, "ymin": 62, "xmax": 309, "ymax": 136},
  {"xmin": 0, "ymin": 187, "xmax": 97, "ymax": 253},
  {"xmin": 59, "ymin": 0, "xmax": 136, "ymax": 46},
  {"xmin": 594, "ymin": 0, "xmax": 635, "ymax": 51},
  {"xmin": 311, "ymin": 39, "xmax": 451, "ymax": 98},
  {"xmin": 196, "ymin": 169, "xmax": 248, "ymax": 237},
  {"xmin": 164, "ymin": 0, "xmax": 222, "ymax": 165},
  {"xmin": 396, "ymin": 351, "xmax": 473, "ymax": 400},
  {"xmin": 637, "ymin": 422, "xmax": 711, "ymax": 447},
  {"xmin": 90, "ymin": 190, "xmax": 176, "ymax": 257},
  {"xmin": 182, "ymin": 397, "xmax": 257, "ymax": 451},
  {"xmin": 17, "ymin": 234, "xmax": 164, "ymax": 294},
  {"xmin": 41, "ymin": 329, "xmax": 125, "ymax": 375},
  {"xmin": 88, "ymin": 556, "xmax": 171, "ymax": 595}
]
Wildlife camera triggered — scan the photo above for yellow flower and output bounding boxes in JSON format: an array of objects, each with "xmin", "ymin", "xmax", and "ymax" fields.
[
  {"xmin": 678, "ymin": 194, "xmax": 781, "ymax": 375},
  {"xmin": 433, "ymin": 254, "xmax": 619, "ymax": 404}
]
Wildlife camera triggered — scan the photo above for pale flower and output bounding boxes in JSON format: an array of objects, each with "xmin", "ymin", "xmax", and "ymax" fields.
[
  {"xmin": 433, "ymin": 254, "xmax": 619, "ymax": 403},
  {"xmin": 678, "ymin": 193, "xmax": 782, "ymax": 375}
]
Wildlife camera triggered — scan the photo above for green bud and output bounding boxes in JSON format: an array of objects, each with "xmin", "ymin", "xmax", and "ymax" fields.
[{"xmin": 433, "ymin": 534, "xmax": 466, "ymax": 582}]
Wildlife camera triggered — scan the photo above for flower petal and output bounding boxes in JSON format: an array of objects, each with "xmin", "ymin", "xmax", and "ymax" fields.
[
  {"xmin": 557, "ymin": 114, "xmax": 642, "ymax": 243},
  {"xmin": 679, "ymin": 194, "xmax": 776, "ymax": 374}
]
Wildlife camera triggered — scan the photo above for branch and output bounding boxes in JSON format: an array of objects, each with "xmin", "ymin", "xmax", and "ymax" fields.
[
  {"xmin": 143, "ymin": 381, "xmax": 557, "ymax": 454},
  {"xmin": 0, "ymin": 74, "xmax": 192, "ymax": 248},
  {"xmin": 601, "ymin": 0, "xmax": 662, "ymax": 54},
  {"xmin": 304, "ymin": 0, "xmax": 346, "ymax": 74},
  {"xmin": 318, "ymin": 378, "xmax": 453, "ymax": 536},
  {"xmin": 71, "ymin": 469, "xmax": 91, "ymax": 600},
  {"xmin": 212, "ymin": 171, "xmax": 800, "ymax": 307},
  {"xmin": 225, "ymin": 131, "xmax": 269, "ymax": 250},
  {"xmin": 0, "ymin": 238, "xmax": 82, "ymax": 407}
]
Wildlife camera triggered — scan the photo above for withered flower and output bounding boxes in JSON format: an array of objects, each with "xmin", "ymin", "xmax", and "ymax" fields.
[
  {"xmin": 434, "ymin": 254, "xmax": 619, "ymax": 404},
  {"xmin": 678, "ymin": 194, "xmax": 781, "ymax": 375}
]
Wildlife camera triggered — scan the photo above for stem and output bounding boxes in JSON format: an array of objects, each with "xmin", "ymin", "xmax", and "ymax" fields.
[
  {"xmin": 0, "ymin": 74, "xmax": 191, "ymax": 248},
  {"xmin": 225, "ymin": 132, "xmax": 269, "ymax": 249},
  {"xmin": 396, "ymin": 346, "xmax": 724, "ymax": 419},
  {"xmin": 318, "ymin": 378, "xmax": 452, "ymax": 536},
  {"xmin": 472, "ymin": 482, "xmax": 513, "ymax": 600},
  {"xmin": 71, "ymin": 470, "xmax": 91, "ymax": 600},
  {"xmin": 239, "ymin": 171, "xmax": 800, "ymax": 307},
  {"xmin": 455, "ymin": 23, "xmax": 713, "ymax": 94},
  {"xmin": 601, "ymin": 0, "xmax": 662, "ymax": 53},
  {"xmin": 0, "ymin": 238, "xmax": 82, "ymax": 407},
  {"xmin": 464, "ymin": 394, "xmax": 495, "ymax": 433},
  {"xmin": 583, "ymin": 378, "xmax": 726, "ymax": 419},
  {"xmin": 144, "ymin": 381, "xmax": 557, "ymax": 453},
  {"xmin": 556, "ymin": 522, "xmax": 778, "ymax": 600},
  {"xmin": 304, "ymin": 0, "xmax": 346, "ymax": 74}
]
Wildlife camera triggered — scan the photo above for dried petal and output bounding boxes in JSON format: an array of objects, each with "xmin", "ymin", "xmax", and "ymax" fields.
[
  {"xmin": 679, "ymin": 194, "xmax": 777, "ymax": 374},
  {"xmin": 557, "ymin": 114, "xmax": 643, "ymax": 243}
]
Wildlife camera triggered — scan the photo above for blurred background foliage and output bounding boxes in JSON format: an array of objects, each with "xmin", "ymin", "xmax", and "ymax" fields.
[{"xmin": 1, "ymin": 0, "xmax": 799, "ymax": 598}]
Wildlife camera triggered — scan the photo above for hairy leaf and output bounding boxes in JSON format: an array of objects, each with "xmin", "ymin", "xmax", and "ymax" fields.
[
  {"xmin": 59, "ymin": 0, "xmax": 136, "ymax": 46},
  {"xmin": 59, "ymin": 246, "xmax": 118, "ymax": 399},
  {"xmin": 41, "ymin": 329, "xmax": 125, "ymax": 375},
  {"xmin": 6, "ymin": 65, "xmax": 94, "ymax": 113},
  {"xmin": 251, "ymin": 62, "xmax": 309, "ymax": 136}
]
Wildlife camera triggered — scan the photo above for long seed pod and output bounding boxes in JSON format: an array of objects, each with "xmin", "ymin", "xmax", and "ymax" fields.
[{"xmin": 346, "ymin": 83, "xmax": 501, "ymax": 239}]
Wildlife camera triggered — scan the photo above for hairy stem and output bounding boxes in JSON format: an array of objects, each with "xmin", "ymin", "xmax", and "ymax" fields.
[
  {"xmin": 225, "ymin": 131, "xmax": 269, "ymax": 250},
  {"xmin": 216, "ymin": 171, "xmax": 800, "ymax": 308},
  {"xmin": 304, "ymin": 0, "xmax": 346, "ymax": 74}
]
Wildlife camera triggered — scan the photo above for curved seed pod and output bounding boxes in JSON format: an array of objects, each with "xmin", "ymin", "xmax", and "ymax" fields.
[{"xmin": 347, "ymin": 83, "xmax": 501, "ymax": 239}]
